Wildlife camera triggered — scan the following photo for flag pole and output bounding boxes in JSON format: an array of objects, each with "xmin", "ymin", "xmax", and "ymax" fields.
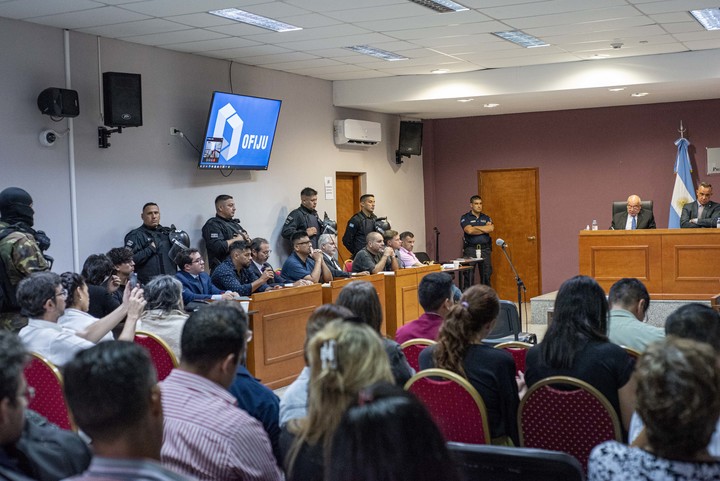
[{"xmin": 679, "ymin": 120, "xmax": 685, "ymax": 139}]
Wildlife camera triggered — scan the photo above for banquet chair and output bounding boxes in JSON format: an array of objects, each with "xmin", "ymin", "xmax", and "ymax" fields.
[
  {"xmin": 134, "ymin": 331, "xmax": 179, "ymax": 381},
  {"xmin": 400, "ymin": 338, "xmax": 436, "ymax": 372},
  {"xmin": 448, "ymin": 442, "xmax": 583, "ymax": 481},
  {"xmin": 518, "ymin": 376, "xmax": 621, "ymax": 472},
  {"xmin": 494, "ymin": 341, "xmax": 533, "ymax": 373},
  {"xmin": 405, "ymin": 368, "xmax": 490, "ymax": 444},
  {"xmin": 24, "ymin": 353, "xmax": 74, "ymax": 430}
]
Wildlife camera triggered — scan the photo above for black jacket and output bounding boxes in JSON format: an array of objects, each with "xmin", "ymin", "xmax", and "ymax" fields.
[
  {"xmin": 124, "ymin": 225, "xmax": 176, "ymax": 284},
  {"xmin": 281, "ymin": 206, "xmax": 324, "ymax": 248},
  {"xmin": 342, "ymin": 211, "xmax": 378, "ymax": 257},
  {"xmin": 202, "ymin": 215, "xmax": 248, "ymax": 270}
]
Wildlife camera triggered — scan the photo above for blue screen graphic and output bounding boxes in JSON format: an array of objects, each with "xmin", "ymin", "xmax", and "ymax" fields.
[{"xmin": 198, "ymin": 91, "xmax": 282, "ymax": 170}]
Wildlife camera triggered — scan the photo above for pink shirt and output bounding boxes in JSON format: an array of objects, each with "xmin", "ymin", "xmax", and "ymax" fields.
[
  {"xmin": 160, "ymin": 369, "xmax": 282, "ymax": 481},
  {"xmin": 398, "ymin": 247, "xmax": 421, "ymax": 267},
  {"xmin": 395, "ymin": 312, "xmax": 444, "ymax": 344}
]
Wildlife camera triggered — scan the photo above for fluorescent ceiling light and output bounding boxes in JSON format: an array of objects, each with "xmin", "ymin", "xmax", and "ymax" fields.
[
  {"xmin": 345, "ymin": 45, "xmax": 408, "ymax": 61},
  {"xmin": 431, "ymin": 69, "xmax": 449, "ymax": 74},
  {"xmin": 690, "ymin": 8, "xmax": 720, "ymax": 30},
  {"xmin": 209, "ymin": 8, "xmax": 302, "ymax": 32},
  {"xmin": 631, "ymin": 92, "xmax": 649, "ymax": 97},
  {"xmin": 483, "ymin": 103, "xmax": 500, "ymax": 108},
  {"xmin": 492, "ymin": 31, "xmax": 548, "ymax": 48},
  {"xmin": 408, "ymin": 0, "xmax": 469, "ymax": 13},
  {"xmin": 457, "ymin": 98, "xmax": 474, "ymax": 103},
  {"xmin": 608, "ymin": 87, "xmax": 626, "ymax": 92}
]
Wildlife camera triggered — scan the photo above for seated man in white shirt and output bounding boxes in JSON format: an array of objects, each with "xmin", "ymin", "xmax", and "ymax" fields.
[
  {"xmin": 607, "ymin": 278, "xmax": 663, "ymax": 352},
  {"xmin": 18, "ymin": 272, "xmax": 144, "ymax": 366},
  {"xmin": 398, "ymin": 231, "xmax": 424, "ymax": 268}
]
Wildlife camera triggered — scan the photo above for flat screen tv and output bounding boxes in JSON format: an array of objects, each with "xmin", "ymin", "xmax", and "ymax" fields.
[{"xmin": 198, "ymin": 91, "xmax": 282, "ymax": 170}]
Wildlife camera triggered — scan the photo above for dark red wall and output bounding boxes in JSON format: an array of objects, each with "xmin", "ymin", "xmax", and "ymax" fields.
[{"xmin": 423, "ymin": 99, "xmax": 720, "ymax": 293}]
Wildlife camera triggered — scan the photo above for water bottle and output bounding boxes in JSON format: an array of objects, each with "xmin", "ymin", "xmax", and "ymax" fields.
[{"xmin": 591, "ymin": 219, "xmax": 598, "ymax": 231}]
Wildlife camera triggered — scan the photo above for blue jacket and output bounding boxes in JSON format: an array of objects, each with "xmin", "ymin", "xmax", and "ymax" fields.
[{"xmin": 175, "ymin": 270, "xmax": 223, "ymax": 305}]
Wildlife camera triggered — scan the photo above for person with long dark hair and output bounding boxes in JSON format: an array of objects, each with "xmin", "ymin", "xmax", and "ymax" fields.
[
  {"xmin": 419, "ymin": 284, "xmax": 521, "ymax": 445},
  {"xmin": 327, "ymin": 382, "xmax": 460, "ymax": 481},
  {"xmin": 525, "ymin": 275, "xmax": 635, "ymax": 431}
]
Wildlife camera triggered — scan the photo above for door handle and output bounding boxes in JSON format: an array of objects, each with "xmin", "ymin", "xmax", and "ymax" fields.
[{"xmin": 527, "ymin": 236, "xmax": 536, "ymax": 240}]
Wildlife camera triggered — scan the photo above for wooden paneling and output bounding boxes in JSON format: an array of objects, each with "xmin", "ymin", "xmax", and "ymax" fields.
[
  {"xmin": 579, "ymin": 229, "xmax": 720, "ymax": 300},
  {"xmin": 384, "ymin": 265, "xmax": 441, "ymax": 337},
  {"xmin": 321, "ymin": 274, "xmax": 387, "ymax": 334}
]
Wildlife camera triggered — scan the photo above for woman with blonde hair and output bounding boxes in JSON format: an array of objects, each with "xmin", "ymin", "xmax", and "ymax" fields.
[
  {"xmin": 280, "ymin": 319, "xmax": 394, "ymax": 481},
  {"xmin": 419, "ymin": 284, "xmax": 521, "ymax": 445}
]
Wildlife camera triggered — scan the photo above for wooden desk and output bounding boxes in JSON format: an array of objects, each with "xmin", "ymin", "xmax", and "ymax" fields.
[
  {"xmin": 384, "ymin": 264, "xmax": 442, "ymax": 338},
  {"xmin": 579, "ymin": 229, "xmax": 720, "ymax": 300},
  {"xmin": 246, "ymin": 284, "xmax": 323, "ymax": 389},
  {"xmin": 321, "ymin": 274, "xmax": 387, "ymax": 334}
]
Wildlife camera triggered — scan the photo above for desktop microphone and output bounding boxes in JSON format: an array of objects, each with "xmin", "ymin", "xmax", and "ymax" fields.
[{"xmin": 496, "ymin": 238, "xmax": 507, "ymax": 248}]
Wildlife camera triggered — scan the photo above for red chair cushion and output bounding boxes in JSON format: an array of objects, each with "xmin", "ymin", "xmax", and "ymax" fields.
[{"xmin": 24, "ymin": 357, "xmax": 72, "ymax": 430}]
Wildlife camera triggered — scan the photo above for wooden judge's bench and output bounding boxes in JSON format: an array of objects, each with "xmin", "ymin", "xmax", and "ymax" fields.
[{"xmin": 578, "ymin": 229, "xmax": 720, "ymax": 300}]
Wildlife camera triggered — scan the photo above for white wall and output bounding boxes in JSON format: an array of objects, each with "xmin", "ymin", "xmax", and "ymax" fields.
[{"xmin": 0, "ymin": 16, "xmax": 426, "ymax": 273}]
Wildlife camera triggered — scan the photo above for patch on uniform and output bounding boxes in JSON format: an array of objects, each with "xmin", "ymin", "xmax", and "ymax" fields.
[
  {"xmin": 125, "ymin": 240, "xmax": 134, "ymax": 247},
  {"xmin": 210, "ymin": 233, "xmax": 219, "ymax": 239},
  {"xmin": 348, "ymin": 223, "xmax": 354, "ymax": 228},
  {"xmin": 284, "ymin": 216, "xmax": 292, "ymax": 225}
]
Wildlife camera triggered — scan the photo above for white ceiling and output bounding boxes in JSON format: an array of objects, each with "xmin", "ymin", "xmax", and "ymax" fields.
[{"xmin": 3, "ymin": 0, "xmax": 720, "ymax": 118}]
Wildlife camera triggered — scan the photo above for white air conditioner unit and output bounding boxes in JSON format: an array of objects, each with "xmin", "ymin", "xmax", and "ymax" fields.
[{"xmin": 333, "ymin": 119, "xmax": 381, "ymax": 146}]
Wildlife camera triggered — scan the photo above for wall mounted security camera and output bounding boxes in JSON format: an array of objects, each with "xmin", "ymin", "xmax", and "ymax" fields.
[{"xmin": 39, "ymin": 129, "xmax": 58, "ymax": 147}]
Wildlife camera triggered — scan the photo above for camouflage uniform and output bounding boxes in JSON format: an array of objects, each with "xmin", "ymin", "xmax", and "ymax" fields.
[{"xmin": 0, "ymin": 221, "xmax": 50, "ymax": 331}]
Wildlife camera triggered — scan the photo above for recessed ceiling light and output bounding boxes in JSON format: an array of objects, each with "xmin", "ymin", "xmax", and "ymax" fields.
[
  {"xmin": 431, "ymin": 69, "xmax": 449, "ymax": 74},
  {"xmin": 690, "ymin": 8, "xmax": 720, "ymax": 30},
  {"xmin": 492, "ymin": 31, "xmax": 548, "ymax": 48},
  {"xmin": 591, "ymin": 54, "xmax": 610, "ymax": 59},
  {"xmin": 408, "ymin": 0, "xmax": 469, "ymax": 13},
  {"xmin": 457, "ymin": 98, "xmax": 474, "ymax": 103},
  {"xmin": 345, "ymin": 45, "xmax": 408, "ymax": 61},
  {"xmin": 209, "ymin": 9, "xmax": 302, "ymax": 32},
  {"xmin": 483, "ymin": 103, "xmax": 500, "ymax": 108},
  {"xmin": 631, "ymin": 92, "xmax": 649, "ymax": 97},
  {"xmin": 608, "ymin": 87, "xmax": 626, "ymax": 92}
]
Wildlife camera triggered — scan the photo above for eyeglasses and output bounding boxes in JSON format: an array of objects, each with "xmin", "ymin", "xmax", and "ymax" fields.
[
  {"xmin": 191, "ymin": 258, "xmax": 205, "ymax": 264},
  {"xmin": 295, "ymin": 241, "xmax": 311, "ymax": 246},
  {"xmin": 626, "ymin": 204, "xmax": 641, "ymax": 210},
  {"xmin": 260, "ymin": 250, "xmax": 272, "ymax": 255},
  {"xmin": 55, "ymin": 289, "xmax": 68, "ymax": 299}
]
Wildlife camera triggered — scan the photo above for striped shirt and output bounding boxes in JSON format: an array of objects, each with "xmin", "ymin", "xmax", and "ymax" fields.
[
  {"xmin": 159, "ymin": 369, "xmax": 282, "ymax": 481},
  {"xmin": 63, "ymin": 456, "xmax": 193, "ymax": 480}
]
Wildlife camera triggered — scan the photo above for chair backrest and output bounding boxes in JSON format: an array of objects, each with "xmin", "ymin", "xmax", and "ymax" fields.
[
  {"xmin": 134, "ymin": 330, "xmax": 179, "ymax": 381},
  {"xmin": 612, "ymin": 200, "xmax": 653, "ymax": 217},
  {"xmin": 494, "ymin": 341, "xmax": 533, "ymax": 373},
  {"xmin": 448, "ymin": 442, "xmax": 584, "ymax": 481},
  {"xmin": 621, "ymin": 345, "xmax": 641, "ymax": 363},
  {"xmin": 487, "ymin": 300, "xmax": 520, "ymax": 340},
  {"xmin": 400, "ymin": 338, "xmax": 436, "ymax": 372},
  {"xmin": 414, "ymin": 251, "xmax": 431, "ymax": 263},
  {"xmin": 23, "ymin": 353, "xmax": 73, "ymax": 430},
  {"xmin": 518, "ymin": 376, "xmax": 622, "ymax": 472},
  {"xmin": 405, "ymin": 368, "xmax": 491, "ymax": 444},
  {"xmin": 344, "ymin": 260, "xmax": 353, "ymax": 272}
]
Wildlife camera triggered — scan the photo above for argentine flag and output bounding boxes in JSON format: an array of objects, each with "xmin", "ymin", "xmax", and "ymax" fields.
[{"xmin": 668, "ymin": 137, "xmax": 695, "ymax": 228}]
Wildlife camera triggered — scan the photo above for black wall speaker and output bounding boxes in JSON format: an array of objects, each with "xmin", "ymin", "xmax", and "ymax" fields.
[
  {"xmin": 398, "ymin": 121, "xmax": 423, "ymax": 156},
  {"xmin": 103, "ymin": 72, "xmax": 142, "ymax": 127},
  {"xmin": 37, "ymin": 88, "xmax": 79, "ymax": 118}
]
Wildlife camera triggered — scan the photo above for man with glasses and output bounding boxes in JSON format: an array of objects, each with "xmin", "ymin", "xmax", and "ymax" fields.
[
  {"xmin": 611, "ymin": 194, "xmax": 656, "ymax": 230},
  {"xmin": 175, "ymin": 248, "xmax": 237, "ymax": 306},
  {"xmin": 17, "ymin": 272, "xmax": 145, "ymax": 366},
  {"xmin": 281, "ymin": 232, "xmax": 332, "ymax": 283},
  {"xmin": 681, "ymin": 182, "xmax": 720, "ymax": 228},
  {"xmin": 318, "ymin": 233, "xmax": 368, "ymax": 278}
]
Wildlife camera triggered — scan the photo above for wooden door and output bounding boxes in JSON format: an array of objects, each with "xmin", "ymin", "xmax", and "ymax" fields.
[
  {"xmin": 478, "ymin": 168, "xmax": 541, "ymax": 300},
  {"xmin": 336, "ymin": 173, "xmax": 361, "ymax": 263}
]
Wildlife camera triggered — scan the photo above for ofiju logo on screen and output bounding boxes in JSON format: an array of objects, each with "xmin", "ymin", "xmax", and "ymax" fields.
[{"xmin": 212, "ymin": 103, "xmax": 270, "ymax": 161}]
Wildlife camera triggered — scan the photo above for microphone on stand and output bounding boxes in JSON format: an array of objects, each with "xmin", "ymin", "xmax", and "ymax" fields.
[{"xmin": 496, "ymin": 238, "xmax": 508, "ymax": 249}]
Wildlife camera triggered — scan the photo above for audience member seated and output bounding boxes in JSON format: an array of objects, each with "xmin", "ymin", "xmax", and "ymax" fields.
[
  {"xmin": 607, "ymin": 278, "xmax": 663, "ymax": 352},
  {"xmin": 211, "ymin": 241, "xmax": 275, "ymax": 296},
  {"xmin": 250, "ymin": 237, "xmax": 311, "ymax": 288},
  {"xmin": 80, "ymin": 253, "xmax": 121, "ymax": 318},
  {"xmin": 137, "ymin": 275, "xmax": 188, "ymax": 361},
  {"xmin": 327, "ymin": 382, "xmax": 460, "ymax": 481},
  {"xmin": 63, "ymin": 341, "xmax": 193, "ymax": 480},
  {"xmin": 106, "ymin": 246, "xmax": 135, "ymax": 303},
  {"xmin": 279, "ymin": 304, "xmax": 355, "ymax": 427},
  {"xmin": 525, "ymin": 275, "xmax": 635, "ymax": 432},
  {"xmin": 318, "ymin": 233, "xmax": 368, "ymax": 278},
  {"xmin": 174, "ymin": 247, "xmax": 236, "ymax": 306},
  {"xmin": 280, "ymin": 320, "xmax": 394, "ymax": 481},
  {"xmin": 160, "ymin": 302, "xmax": 282, "ymax": 480},
  {"xmin": 352, "ymin": 232, "xmax": 398, "ymax": 274},
  {"xmin": 398, "ymin": 231, "xmax": 424, "ymax": 267},
  {"xmin": 59, "ymin": 271, "xmax": 144, "ymax": 343},
  {"xmin": 382, "ymin": 229, "xmax": 404, "ymax": 267},
  {"xmin": 629, "ymin": 304, "xmax": 720, "ymax": 454},
  {"xmin": 395, "ymin": 272, "xmax": 454, "ymax": 344},
  {"xmin": 281, "ymin": 232, "xmax": 331, "ymax": 283},
  {"xmin": 0, "ymin": 331, "xmax": 91, "ymax": 481},
  {"xmin": 18, "ymin": 272, "xmax": 145, "ymax": 366},
  {"xmin": 588, "ymin": 337, "xmax": 720, "ymax": 480},
  {"xmin": 336, "ymin": 280, "xmax": 415, "ymax": 386},
  {"xmin": 419, "ymin": 284, "xmax": 521, "ymax": 446},
  {"xmin": 228, "ymin": 355, "xmax": 282, "ymax": 464}
]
